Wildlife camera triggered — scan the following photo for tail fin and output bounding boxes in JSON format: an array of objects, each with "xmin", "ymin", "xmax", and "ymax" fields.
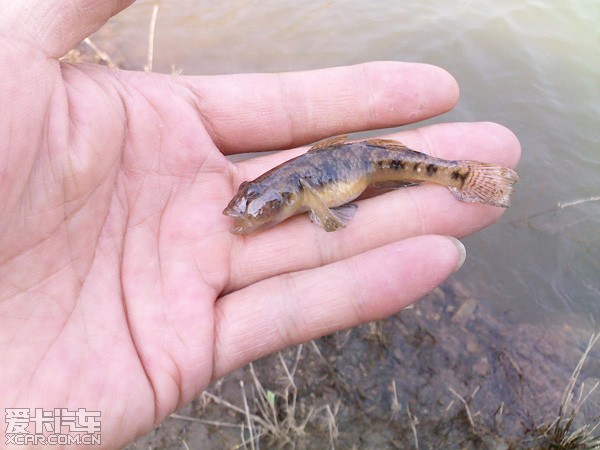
[{"xmin": 448, "ymin": 162, "xmax": 518, "ymax": 208}]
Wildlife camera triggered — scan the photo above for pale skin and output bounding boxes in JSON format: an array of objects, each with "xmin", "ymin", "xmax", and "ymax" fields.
[{"xmin": 0, "ymin": 1, "xmax": 520, "ymax": 448}]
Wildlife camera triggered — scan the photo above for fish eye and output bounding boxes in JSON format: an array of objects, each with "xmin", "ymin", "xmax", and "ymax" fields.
[
  {"xmin": 246, "ymin": 191, "xmax": 282, "ymax": 216},
  {"xmin": 245, "ymin": 184, "xmax": 259, "ymax": 199}
]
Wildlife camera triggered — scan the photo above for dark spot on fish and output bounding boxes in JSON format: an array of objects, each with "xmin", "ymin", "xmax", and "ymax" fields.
[
  {"xmin": 451, "ymin": 169, "xmax": 470, "ymax": 185},
  {"xmin": 390, "ymin": 159, "xmax": 405, "ymax": 170},
  {"xmin": 426, "ymin": 164, "xmax": 437, "ymax": 175}
]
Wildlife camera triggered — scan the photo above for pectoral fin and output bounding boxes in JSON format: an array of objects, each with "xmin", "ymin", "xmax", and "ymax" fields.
[{"xmin": 300, "ymin": 178, "xmax": 358, "ymax": 232}]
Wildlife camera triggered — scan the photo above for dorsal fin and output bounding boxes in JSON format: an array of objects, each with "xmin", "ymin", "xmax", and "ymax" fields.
[
  {"xmin": 364, "ymin": 138, "xmax": 407, "ymax": 150},
  {"xmin": 308, "ymin": 135, "xmax": 348, "ymax": 152}
]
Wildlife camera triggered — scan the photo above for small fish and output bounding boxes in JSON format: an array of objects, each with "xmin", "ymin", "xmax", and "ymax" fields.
[{"xmin": 223, "ymin": 135, "xmax": 518, "ymax": 235}]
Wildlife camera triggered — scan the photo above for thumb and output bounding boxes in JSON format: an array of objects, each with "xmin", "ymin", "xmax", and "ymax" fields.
[{"xmin": 0, "ymin": 0, "xmax": 134, "ymax": 58}]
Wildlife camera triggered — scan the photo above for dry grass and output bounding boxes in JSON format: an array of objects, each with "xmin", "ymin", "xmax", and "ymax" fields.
[
  {"xmin": 144, "ymin": 1, "xmax": 159, "ymax": 72},
  {"xmin": 534, "ymin": 333, "xmax": 600, "ymax": 449},
  {"xmin": 60, "ymin": 38, "xmax": 118, "ymax": 67},
  {"xmin": 406, "ymin": 403, "xmax": 419, "ymax": 450},
  {"xmin": 61, "ymin": 1, "xmax": 181, "ymax": 74},
  {"xmin": 181, "ymin": 345, "xmax": 341, "ymax": 449},
  {"xmin": 510, "ymin": 195, "xmax": 600, "ymax": 225},
  {"xmin": 448, "ymin": 385, "xmax": 481, "ymax": 429},
  {"xmin": 389, "ymin": 379, "xmax": 401, "ymax": 420}
]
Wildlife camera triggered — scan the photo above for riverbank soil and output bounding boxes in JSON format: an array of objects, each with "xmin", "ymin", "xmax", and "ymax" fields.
[{"xmin": 128, "ymin": 280, "xmax": 600, "ymax": 449}]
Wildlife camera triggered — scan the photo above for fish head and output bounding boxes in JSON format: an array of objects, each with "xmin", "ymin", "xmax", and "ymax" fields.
[{"xmin": 223, "ymin": 181, "xmax": 290, "ymax": 234}]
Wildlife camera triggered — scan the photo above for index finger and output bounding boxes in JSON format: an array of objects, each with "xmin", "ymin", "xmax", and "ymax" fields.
[{"xmin": 184, "ymin": 61, "xmax": 459, "ymax": 154}]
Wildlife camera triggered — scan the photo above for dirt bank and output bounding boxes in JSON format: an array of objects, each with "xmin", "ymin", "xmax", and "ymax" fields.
[{"xmin": 128, "ymin": 280, "xmax": 599, "ymax": 449}]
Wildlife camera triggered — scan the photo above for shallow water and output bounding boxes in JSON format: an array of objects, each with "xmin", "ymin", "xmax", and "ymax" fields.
[{"xmin": 94, "ymin": 0, "xmax": 600, "ymax": 327}]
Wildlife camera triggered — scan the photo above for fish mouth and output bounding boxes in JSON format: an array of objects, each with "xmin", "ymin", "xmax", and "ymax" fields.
[
  {"xmin": 223, "ymin": 206, "xmax": 242, "ymax": 218},
  {"xmin": 223, "ymin": 206, "xmax": 277, "ymax": 235},
  {"xmin": 230, "ymin": 218, "xmax": 263, "ymax": 235},
  {"xmin": 223, "ymin": 210, "xmax": 262, "ymax": 235}
]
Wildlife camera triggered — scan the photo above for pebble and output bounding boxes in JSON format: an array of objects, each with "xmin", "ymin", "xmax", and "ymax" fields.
[{"xmin": 451, "ymin": 298, "xmax": 478, "ymax": 325}]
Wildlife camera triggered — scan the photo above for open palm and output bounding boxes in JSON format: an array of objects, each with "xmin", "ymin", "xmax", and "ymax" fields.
[{"xmin": 0, "ymin": 1, "xmax": 520, "ymax": 448}]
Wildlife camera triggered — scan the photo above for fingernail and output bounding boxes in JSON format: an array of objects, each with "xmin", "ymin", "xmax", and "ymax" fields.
[{"xmin": 445, "ymin": 236, "xmax": 466, "ymax": 272}]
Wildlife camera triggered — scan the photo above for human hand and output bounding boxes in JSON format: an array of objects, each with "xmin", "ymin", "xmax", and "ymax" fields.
[{"xmin": 0, "ymin": 1, "xmax": 520, "ymax": 448}]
